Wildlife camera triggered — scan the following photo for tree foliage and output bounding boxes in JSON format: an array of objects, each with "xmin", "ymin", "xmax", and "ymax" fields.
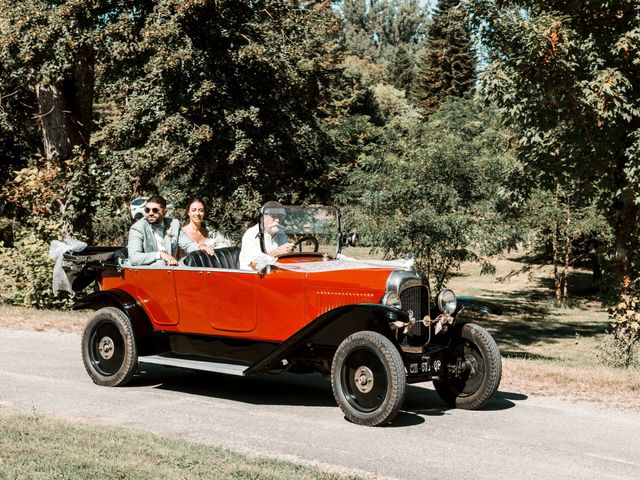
[
  {"xmin": 522, "ymin": 187, "xmax": 611, "ymax": 304},
  {"xmin": 340, "ymin": 0, "xmax": 429, "ymax": 95},
  {"xmin": 341, "ymin": 94, "xmax": 516, "ymax": 289},
  {"xmin": 414, "ymin": 0, "xmax": 476, "ymax": 116},
  {"xmin": 92, "ymin": 0, "xmax": 348, "ymax": 234},
  {"xmin": 466, "ymin": 0, "xmax": 640, "ymax": 292}
]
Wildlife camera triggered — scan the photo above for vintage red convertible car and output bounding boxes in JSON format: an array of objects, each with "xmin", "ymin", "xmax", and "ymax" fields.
[{"xmin": 66, "ymin": 204, "xmax": 503, "ymax": 426}]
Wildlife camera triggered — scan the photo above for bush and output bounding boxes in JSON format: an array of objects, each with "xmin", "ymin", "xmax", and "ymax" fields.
[
  {"xmin": 597, "ymin": 294, "xmax": 640, "ymax": 368},
  {"xmin": 0, "ymin": 217, "xmax": 13, "ymax": 247},
  {"xmin": 596, "ymin": 331, "xmax": 640, "ymax": 369},
  {"xmin": 0, "ymin": 224, "xmax": 74, "ymax": 309}
]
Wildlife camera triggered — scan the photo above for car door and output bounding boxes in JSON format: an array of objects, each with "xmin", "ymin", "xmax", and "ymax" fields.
[
  {"xmin": 205, "ymin": 269, "xmax": 258, "ymax": 333},
  {"xmin": 254, "ymin": 267, "xmax": 307, "ymax": 341},
  {"xmin": 132, "ymin": 266, "xmax": 180, "ymax": 326},
  {"xmin": 173, "ymin": 267, "xmax": 209, "ymax": 332}
]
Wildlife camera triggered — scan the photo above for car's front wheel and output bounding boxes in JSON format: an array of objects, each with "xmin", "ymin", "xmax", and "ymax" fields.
[
  {"xmin": 331, "ymin": 331, "xmax": 406, "ymax": 426},
  {"xmin": 433, "ymin": 323, "xmax": 501, "ymax": 409},
  {"xmin": 82, "ymin": 307, "xmax": 138, "ymax": 387}
]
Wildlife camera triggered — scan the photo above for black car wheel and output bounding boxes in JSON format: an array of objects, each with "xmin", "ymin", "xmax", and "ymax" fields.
[
  {"xmin": 331, "ymin": 331, "xmax": 406, "ymax": 426},
  {"xmin": 82, "ymin": 307, "xmax": 137, "ymax": 387},
  {"xmin": 434, "ymin": 323, "xmax": 501, "ymax": 409}
]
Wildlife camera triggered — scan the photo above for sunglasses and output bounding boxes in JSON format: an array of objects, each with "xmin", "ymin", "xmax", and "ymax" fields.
[{"xmin": 144, "ymin": 207, "xmax": 162, "ymax": 214}]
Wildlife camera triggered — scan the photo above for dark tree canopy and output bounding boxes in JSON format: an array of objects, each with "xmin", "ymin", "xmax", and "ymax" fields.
[{"xmin": 413, "ymin": 0, "xmax": 476, "ymax": 116}]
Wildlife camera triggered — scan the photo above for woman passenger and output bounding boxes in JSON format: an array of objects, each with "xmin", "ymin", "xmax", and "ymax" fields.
[{"xmin": 178, "ymin": 198, "xmax": 232, "ymax": 259}]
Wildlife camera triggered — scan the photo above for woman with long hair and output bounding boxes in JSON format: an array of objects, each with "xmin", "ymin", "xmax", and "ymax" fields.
[{"xmin": 178, "ymin": 198, "xmax": 232, "ymax": 258}]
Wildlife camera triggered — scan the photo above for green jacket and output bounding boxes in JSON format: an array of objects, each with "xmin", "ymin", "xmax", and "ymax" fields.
[{"xmin": 127, "ymin": 217, "xmax": 197, "ymax": 266}]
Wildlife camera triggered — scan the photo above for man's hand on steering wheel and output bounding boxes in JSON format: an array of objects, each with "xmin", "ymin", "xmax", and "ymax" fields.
[{"xmin": 269, "ymin": 242, "xmax": 295, "ymax": 257}]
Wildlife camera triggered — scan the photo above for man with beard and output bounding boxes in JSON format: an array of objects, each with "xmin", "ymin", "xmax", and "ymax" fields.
[{"xmin": 239, "ymin": 201, "xmax": 294, "ymax": 270}]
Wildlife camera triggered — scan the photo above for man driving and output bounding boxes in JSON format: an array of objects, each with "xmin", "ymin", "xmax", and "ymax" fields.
[{"xmin": 239, "ymin": 201, "xmax": 294, "ymax": 270}]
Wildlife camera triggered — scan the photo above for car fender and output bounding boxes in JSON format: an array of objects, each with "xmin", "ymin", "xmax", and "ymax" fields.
[
  {"xmin": 455, "ymin": 296, "xmax": 502, "ymax": 315},
  {"xmin": 245, "ymin": 304, "xmax": 407, "ymax": 376},
  {"xmin": 73, "ymin": 289, "xmax": 156, "ymax": 356}
]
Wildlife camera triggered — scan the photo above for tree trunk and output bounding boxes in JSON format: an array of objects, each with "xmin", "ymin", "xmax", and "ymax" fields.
[
  {"xmin": 613, "ymin": 189, "xmax": 637, "ymax": 295},
  {"xmin": 36, "ymin": 83, "xmax": 73, "ymax": 161},
  {"xmin": 35, "ymin": 44, "xmax": 95, "ymax": 238},
  {"xmin": 562, "ymin": 225, "xmax": 571, "ymax": 303},
  {"xmin": 553, "ymin": 223, "xmax": 561, "ymax": 303},
  {"xmin": 35, "ymin": 44, "xmax": 94, "ymax": 161}
]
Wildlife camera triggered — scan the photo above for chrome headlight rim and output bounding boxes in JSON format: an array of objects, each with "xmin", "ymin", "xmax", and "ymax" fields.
[
  {"xmin": 436, "ymin": 289, "xmax": 457, "ymax": 315},
  {"xmin": 382, "ymin": 292, "xmax": 402, "ymax": 309}
]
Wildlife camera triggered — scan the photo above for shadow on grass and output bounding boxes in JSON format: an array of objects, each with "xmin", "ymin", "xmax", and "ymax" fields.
[
  {"xmin": 456, "ymin": 271, "xmax": 608, "ymax": 355},
  {"xmin": 132, "ymin": 365, "xmax": 527, "ymax": 427}
]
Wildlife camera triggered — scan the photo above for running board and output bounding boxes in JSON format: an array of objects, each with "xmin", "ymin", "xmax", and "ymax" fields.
[{"xmin": 138, "ymin": 355, "xmax": 248, "ymax": 376}]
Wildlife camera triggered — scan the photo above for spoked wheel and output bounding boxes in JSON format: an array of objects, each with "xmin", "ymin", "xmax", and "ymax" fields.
[
  {"xmin": 82, "ymin": 307, "xmax": 138, "ymax": 387},
  {"xmin": 434, "ymin": 323, "xmax": 501, "ymax": 409},
  {"xmin": 331, "ymin": 331, "xmax": 406, "ymax": 426}
]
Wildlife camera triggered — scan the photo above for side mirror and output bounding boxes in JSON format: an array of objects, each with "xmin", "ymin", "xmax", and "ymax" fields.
[{"xmin": 341, "ymin": 232, "xmax": 359, "ymax": 248}]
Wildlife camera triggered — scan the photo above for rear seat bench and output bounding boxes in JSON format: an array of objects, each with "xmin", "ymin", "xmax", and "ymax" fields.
[{"xmin": 183, "ymin": 246, "xmax": 241, "ymax": 270}]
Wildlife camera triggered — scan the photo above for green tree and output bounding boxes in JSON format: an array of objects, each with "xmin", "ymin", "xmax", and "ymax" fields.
[
  {"xmin": 339, "ymin": 0, "xmax": 428, "ymax": 95},
  {"xmin": 0, "ymin": 0, "xmax": 126, "ymax": 239},
  {"xmin": 386, "ymin": 44, "xmax": 414, "ymax": 93},
  {"xmin": 414, "ymin": 0, "xmax": 476, "ymax": 116},
  {"xmin": 92, "ymin": 0, "xmax": 347, "ymax": 234},
  {"xmin": 466, "ymin": 0, "xmax": 640, "ymax": 293},
  {"xmin": 341, "ymin": 94, "xmax": 516, "ymax": 289},
  {"xmin": 522, "ymin": 187, "xmax": 611, "ymax": 304}
]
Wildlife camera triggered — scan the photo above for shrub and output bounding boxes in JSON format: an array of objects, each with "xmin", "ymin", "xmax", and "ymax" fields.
[
  {"xmin": 598, "ymin": 293, "xmax": 640, "ymax": 368},
  {"xmin": 0, "ymin": 222, "xmax": 75, "ymax": 309},
  {"xmin": 0, "ymin": 217, "xmax": 13, "ymax": 247}
]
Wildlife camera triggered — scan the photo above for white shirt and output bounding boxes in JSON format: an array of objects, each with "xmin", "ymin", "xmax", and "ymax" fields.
[
  {"xmin": 151, "ymin": 223, "xmax": 167, "ymax": 258},
  {"xmin": 239, "ymin": 223, "xmax": 286, "ymax": 270}
]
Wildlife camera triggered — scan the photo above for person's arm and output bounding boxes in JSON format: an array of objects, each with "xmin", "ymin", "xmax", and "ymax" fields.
[
  {"xmin": 239, "ymin": 227, "xmax": 264, "ymax": 270},
  {"xmin": 179, "ymin": 225, "xmax": 213, "ymax": 256},
  {"xmin": 127, "ymin": 223, "xmax": 161, "ymax": 266},
  {"xmin": 267, "ymin": 242, "xmax": 294, "ymax": 257}
]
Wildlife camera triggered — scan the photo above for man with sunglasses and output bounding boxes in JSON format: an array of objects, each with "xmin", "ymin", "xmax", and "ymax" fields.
[
  {"xmin": 128, "ymin": 195, "xmax": 212, "ymax": 266},
  {"xmin": 239, "ymin": 201, "xmax": 295, "ymax": 270}
]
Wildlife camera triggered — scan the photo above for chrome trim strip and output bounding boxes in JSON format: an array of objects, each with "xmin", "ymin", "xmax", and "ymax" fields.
[
  {"xmin": 139, "ymin": 355, "xmax": 248, "ymax": 375},
  {"xmin": 385, "ymin": 270, "xmax": 423, "ymax": 293}
]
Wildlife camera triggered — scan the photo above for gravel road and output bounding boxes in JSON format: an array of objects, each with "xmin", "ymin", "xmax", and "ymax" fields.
[{"xmin": 1, "ymin": 328, "xmax": 639, "ymax": 480}]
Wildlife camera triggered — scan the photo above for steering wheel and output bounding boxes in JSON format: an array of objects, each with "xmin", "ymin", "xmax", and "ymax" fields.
[{"xmin": 292, "ymin": 235, "xmax": 319, "ymax": 252}]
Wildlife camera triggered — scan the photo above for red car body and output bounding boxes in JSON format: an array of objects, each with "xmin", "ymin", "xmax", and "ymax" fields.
[{"xmin": 69, "ymin": 205, "xmax": 503, "ymax": 426}]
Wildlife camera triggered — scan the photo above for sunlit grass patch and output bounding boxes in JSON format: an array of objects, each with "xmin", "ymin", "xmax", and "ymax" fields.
[{"xmin": 0, "ymin": 414, "xmax": 361, "ymax": 480}]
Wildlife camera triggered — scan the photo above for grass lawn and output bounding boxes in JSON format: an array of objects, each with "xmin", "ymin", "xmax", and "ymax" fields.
[
  {"xmin": 0, "ymin": 414, "xmax": 360, "ymax": 480},
  {"xmin": 447, "ymin": 252, "xmax": 640, "ymax": 409}
]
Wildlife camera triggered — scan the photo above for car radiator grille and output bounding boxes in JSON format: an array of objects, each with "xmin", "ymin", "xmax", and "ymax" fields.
[{"xmin": 400, "ymin": 285, "xmax": 429, "ymax": 336}]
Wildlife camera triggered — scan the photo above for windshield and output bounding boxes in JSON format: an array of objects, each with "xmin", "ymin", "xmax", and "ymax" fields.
[{"xmin": 260, "ymin": 205, "xmax": 340, "ymax": 255}]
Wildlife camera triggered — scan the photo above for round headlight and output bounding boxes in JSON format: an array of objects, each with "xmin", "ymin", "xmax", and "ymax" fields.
[
  {"xmin": 436, "ymin": 289, "xmax": 457, "ymax": 315},
  {"xmin": 382, "ymin": 292, "xmax": 401, "ymax": 309}
]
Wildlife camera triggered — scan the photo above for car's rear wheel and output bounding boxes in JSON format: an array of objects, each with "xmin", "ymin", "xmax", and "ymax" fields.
[
  {"xmin": 82, "ymin": 307, "xmax": 137, "ymax": 387},
  {"xmin": 434, "ymin": 323, "xmax": 501, "ymax": 409},
  {"xmin": 331, "ymin": 331, "xmax": 406, "ymax": 426}
]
